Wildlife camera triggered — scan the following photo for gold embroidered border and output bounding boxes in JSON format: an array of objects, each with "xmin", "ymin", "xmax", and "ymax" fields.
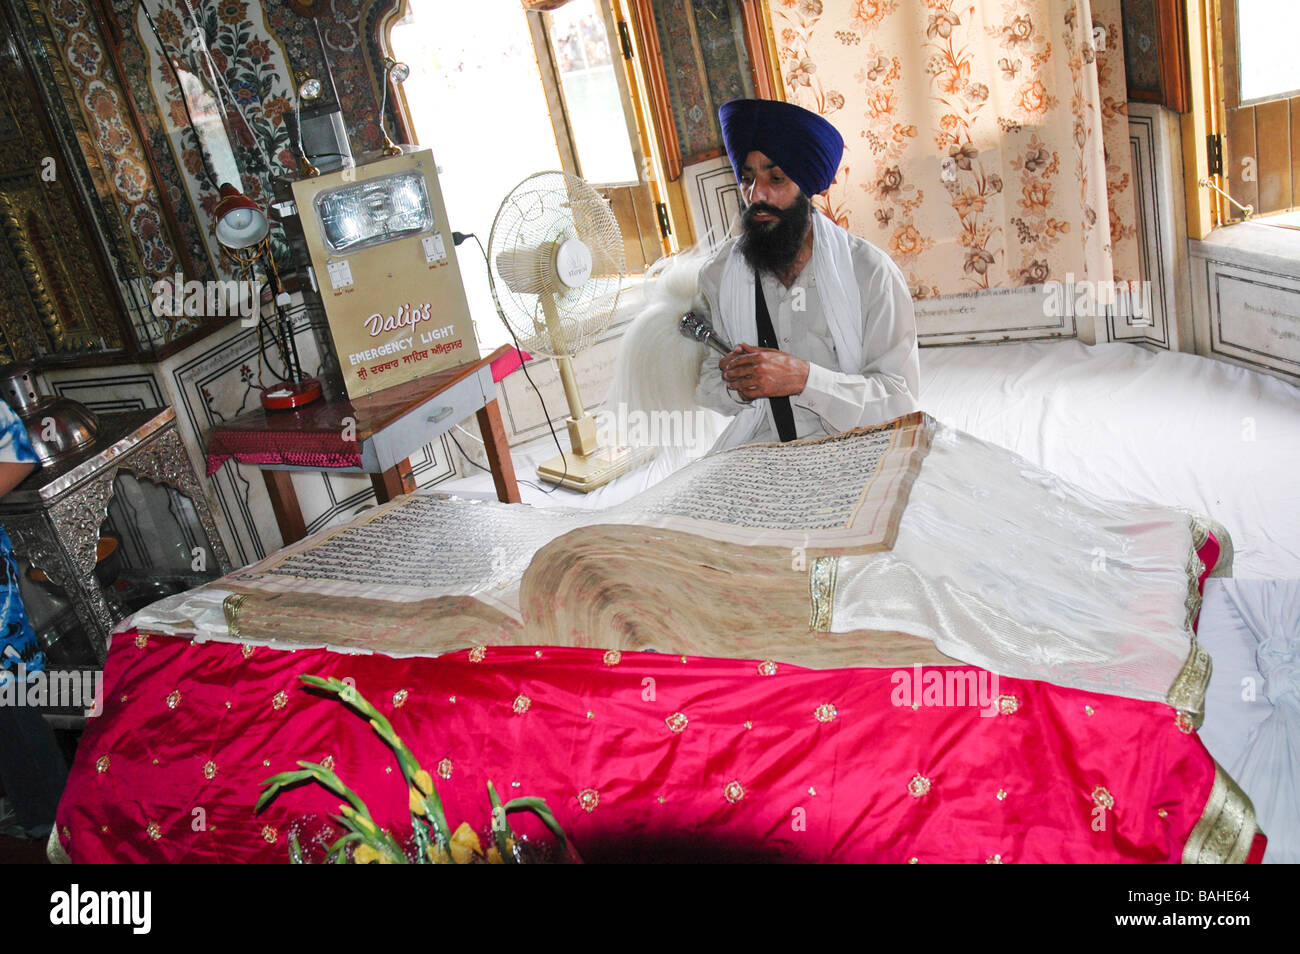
[
  {"xmin": 1183, "ymin": 539, "xmax": 1206, "ymax": 633},
  {"xmin": 1183, "ymin": 764, "xmax": 1259, "ymax": 864},
  {"xmin": 1167, "ymin": 643, "xmax": 1211, "ymax": 723},
  {"xmin": 808, "ymin": 556, "xmax": 837, "ymax": 631},
  {"xmin": 1166, "ymin": 514, "xmax": 1213, "ymax": 717},
  {"xmin": 46, "ymin": 828, "xmax": 70, "ymax": 865},
  {"xmin": 223, "ymin": 593, "xmax": 248, "ymax": 640},
  {"xmin": 1207, "ymin": 517, "xmax": 1236, "ymax": 578},
  {"xmin": 1179, "ymin": 508, "xmax": 1236, "ymax": 579}
]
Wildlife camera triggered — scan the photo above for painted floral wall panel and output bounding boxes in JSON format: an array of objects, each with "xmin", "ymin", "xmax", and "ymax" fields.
[
  {"xmin": 0, "ymin": 31, "xmax": 125, "ymax": 359},
  {"xmin": 133, "ymin": 0, "xmax": 299, "ymax": 278},
  {"xmin": 1119, "ymin": 0, "xmax": 1160, "ymax": 95},
  {"xmin": 653, "ymin": 0, "xmax": 755, "ymax": 162},
  {"xmin": 110, "ymin": 0, "xmax": 221, "ymax": 302},
  {"xmin": 772, "ymin": 0, "xmax": 1139, "ymax": 300}
]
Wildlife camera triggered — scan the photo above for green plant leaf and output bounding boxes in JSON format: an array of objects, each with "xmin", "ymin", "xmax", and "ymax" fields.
[
  {"xmin": 504, "ymin": 796, "xmax": 570, "ymax": 856},
  {"xmin": 487, "ymin": 780, "xmax": 516, "ymax": 863}
]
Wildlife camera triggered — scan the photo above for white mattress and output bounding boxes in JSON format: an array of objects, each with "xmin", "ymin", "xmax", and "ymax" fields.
[
  {"xmin": 457, "ymin": 340, "xmax": 1300, "ymax": 578},
  {"xmin": 1196, "ymin": 579, "xmax": 1299, "ymax": 863},
  {"xmin": 917, "ymin": 340, "xmax": 1300, "ymax": 579},
  {"xmin": 918, "ymin": 341, "xmax": 1300, "ymax": 862}
]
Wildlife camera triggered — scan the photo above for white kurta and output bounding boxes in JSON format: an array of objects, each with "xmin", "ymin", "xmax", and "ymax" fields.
[{"xmin": 692, "ymin": 220, "xmax": 920, "ymax": 445}]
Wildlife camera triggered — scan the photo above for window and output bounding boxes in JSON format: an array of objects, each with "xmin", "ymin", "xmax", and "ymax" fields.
[
  {"xmin": 1219, "ymin": 0, "xmax": 1300, "ymax": 222},
  {"xmin": 1206, "ymin": 0, "xmax": 1300, "ymax": 226},
  {"xmin": 1234, "ymin": 0, "xmax": 1300, "ymax": 104},
  {"xmin": 543, "ymin": 1, "xmax": 639, "ymax": 184},
  {"xmin": 529, "ymin": 0, "xmax": 667, "ymax": 271},
  {"xmin": 387, "ymin": 0, "xmax": 664, "ymax": 350}
]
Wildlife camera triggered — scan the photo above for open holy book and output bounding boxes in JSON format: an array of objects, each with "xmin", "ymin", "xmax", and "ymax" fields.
[{"xmin": 133, "ymin": 413, "xmax": 1219, "ymax": 713}]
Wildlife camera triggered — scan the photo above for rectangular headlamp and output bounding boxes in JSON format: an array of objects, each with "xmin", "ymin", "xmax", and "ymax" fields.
[{"xmin": 314, "ymin": 171, "xmax": 433, "ymax": 254}]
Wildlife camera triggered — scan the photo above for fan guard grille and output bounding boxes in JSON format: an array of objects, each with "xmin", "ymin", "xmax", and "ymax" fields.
[{"xmin": 487, "ymin": 171, "xmax": 626, "ymax": 358}]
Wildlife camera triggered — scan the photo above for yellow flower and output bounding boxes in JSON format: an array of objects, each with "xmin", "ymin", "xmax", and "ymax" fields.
[
  {"xmin": 485, "ymin": 837, "xmax": 516, "ymax": 863},
  {"xmin": 409, "ymin": 787, "xmax": 426, "ymax": 815},
  {"xmin": 353, "ymin": 842, "xmax": 391, "ymax": 864},
  {"xmin": 414, "ymin": 769, "xmax": 434, "ymax": 796},
  {"xmin": 427, "ymin": 843, "xmax": 452, "ymax": 864},
  {"xmin": 340, "ymin": 805, "xmax": 377, "ymax": 835},
  {"xmin": 449, "ymin": 821, "xmax": 484, "ymax": 864}
]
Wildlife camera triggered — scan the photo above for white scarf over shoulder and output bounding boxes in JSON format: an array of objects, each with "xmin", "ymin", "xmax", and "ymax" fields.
[{"xmin": 712, "ymin": 212, "xmax": 862, "ymax": 451}]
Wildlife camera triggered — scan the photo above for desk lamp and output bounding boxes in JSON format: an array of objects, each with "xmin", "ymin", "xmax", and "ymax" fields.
[{"xmin": 214, "ymin": 184, "xmax": 322, "ymax": 411}]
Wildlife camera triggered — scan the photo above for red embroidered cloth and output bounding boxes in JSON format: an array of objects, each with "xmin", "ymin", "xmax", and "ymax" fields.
[
  {"xmin": 57, "ymin": 631, "xmax": 1263, "ymax": 864},
  {"xmin": 205, "ymin": 428, "xmax": 361, "ymax": 476}
]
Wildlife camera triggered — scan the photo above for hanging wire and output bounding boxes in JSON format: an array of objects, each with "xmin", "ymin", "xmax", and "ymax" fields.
[
  {"xmin": 176, "ymin": 4, "xmax": 281, "ymax": 177},
  {"xmin": 137, "ymin": 0, "xmax": 221, "ymax": 195}
]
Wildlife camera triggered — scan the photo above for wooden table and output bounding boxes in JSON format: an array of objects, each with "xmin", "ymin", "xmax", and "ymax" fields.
[{"xmin": 206, "ymin": 346, "xmax": 521, "ymax": 545}]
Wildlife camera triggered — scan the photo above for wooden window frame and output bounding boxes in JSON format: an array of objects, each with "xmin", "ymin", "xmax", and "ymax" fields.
[
  {"xmin": 626, "ymin": 0, "xmax": 778, "ymax": 182},
  {"xmin": 528, "ymin": 0, "xmax": 669, "ymax": 271},
  {"xmin": 1127, "ymin": 0, "xmax": 1192, "ymax": 114}
]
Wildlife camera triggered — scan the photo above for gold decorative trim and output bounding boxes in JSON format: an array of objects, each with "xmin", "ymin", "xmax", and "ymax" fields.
[
  {"xmin": 1167, "ymin": 642, "xmax": 1211, "ymax": 722},
  {"xmin": 46, "ymin": 828, "xmax": 71, "ymax": 865},
  {"xmin": 0, "ymin": 191, "xmax": 64, "ymax": 350},
  {"xmin": 1166, "ymin": 512, "xmax": 1214, "ymax": 717},
  {"xmin": 809, "ymin": 555, "xmax": 837, "ymax": 631},
  {"xmin": 1183, "ymin": 764, "xmax": 1259, "ymax": 864},
  {"xmin": 222, "ymin": 593, "xmax": 248, "ymax": 639},
  {"xmin": 1183, "ymin": 542, "xmax": 1206, "ymax": 632},
  {"xmin": 1179, "ymin": 508, "xmax": 1235, "ymax": 578}
]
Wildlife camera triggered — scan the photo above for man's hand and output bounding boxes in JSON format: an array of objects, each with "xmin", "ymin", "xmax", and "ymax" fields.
[{"xmin": 720, "ymin": 343, "xmax": 809, "ymax": 400}]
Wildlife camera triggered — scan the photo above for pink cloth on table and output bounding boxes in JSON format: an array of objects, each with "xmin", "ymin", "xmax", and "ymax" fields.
[
  {"xmin": 490, "ymin": 348, "xmax": 530, "ymax": 383},
  {"xmin": 205, "ymin": 350, "xmax": 526, "ymax": 476},
  {"xmin": 57, "ymin": 629, "xmax": 1258, "ymax": 864},
  {"xmin": 205, "ymin": 428, "xmax": 360, "ymax": 477}
]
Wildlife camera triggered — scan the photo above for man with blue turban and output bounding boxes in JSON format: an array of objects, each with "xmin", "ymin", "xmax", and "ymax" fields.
[{"xmin": 693, "ymin": 98, "xmax": 919, "ymax": 450}]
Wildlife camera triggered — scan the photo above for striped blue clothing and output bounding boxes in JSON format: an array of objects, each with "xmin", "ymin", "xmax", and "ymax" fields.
[{"xmin": 0, "ymin": 399, "xmax": 40, "ymax": 681}]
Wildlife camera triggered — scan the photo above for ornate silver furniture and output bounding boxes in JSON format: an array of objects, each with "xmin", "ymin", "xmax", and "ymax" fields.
[{"xmin": 0, "ymin": 407, "xmax": 230, "ymax": 665}]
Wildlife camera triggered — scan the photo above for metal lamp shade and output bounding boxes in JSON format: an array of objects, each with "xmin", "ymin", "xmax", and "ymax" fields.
[
  {"xmin": 214, "ymin": 184, "xmax": 269, "ymax": 249},
  {"xmin": 0, "ymin": 364, "xmax": 99, "ymax": 465}
]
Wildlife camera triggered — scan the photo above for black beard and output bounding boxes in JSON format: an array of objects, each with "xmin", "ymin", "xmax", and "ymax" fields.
[{"xmin": 737, "ymin": 192, "xmax": 812, "ymax": 275}]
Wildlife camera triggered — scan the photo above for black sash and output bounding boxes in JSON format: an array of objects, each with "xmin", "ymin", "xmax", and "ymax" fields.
[{"xmin": 754, "ymin": 274, "xmax": 797, "ymax": 442}]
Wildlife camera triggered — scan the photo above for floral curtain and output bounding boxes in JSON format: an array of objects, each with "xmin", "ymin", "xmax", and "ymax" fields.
[{"xmin": 772, "ymin": 0, "xmax": 1139, "ymax": 301}]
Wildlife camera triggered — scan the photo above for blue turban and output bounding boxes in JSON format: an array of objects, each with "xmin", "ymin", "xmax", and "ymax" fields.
[{"xmin": 719, "ymin": 99, "xmax": 844, "ymax": 197}]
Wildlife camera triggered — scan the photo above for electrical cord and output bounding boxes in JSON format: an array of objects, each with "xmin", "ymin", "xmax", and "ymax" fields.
[
  {"xmin": 457, "ymin": 230, "xmax": 570, "ymax": 494},
  {"xmin": 454, "ymin": 423, "xmax": 483, "ymax": 444},
  {"xmin": 179, "ymin": 15, "xmax": 278, "ymax": 176},
  {"xmin": 446, "ymin": 430, "xmax": 554, "ymax": 496}
]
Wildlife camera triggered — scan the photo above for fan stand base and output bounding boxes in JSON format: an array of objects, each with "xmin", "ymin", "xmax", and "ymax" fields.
[{"xmin": 537, "ymin": 445, "xmax": 633, "ymax": 493}]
